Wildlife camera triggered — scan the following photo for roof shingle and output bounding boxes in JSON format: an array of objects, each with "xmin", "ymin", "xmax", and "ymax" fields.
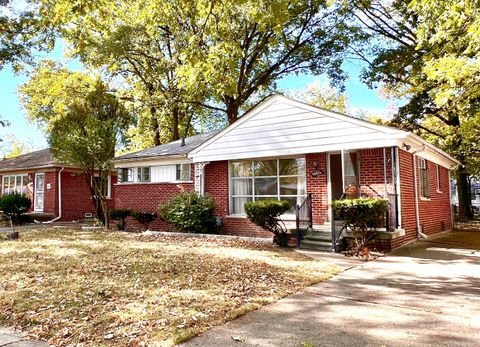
[
  {"xmin": 0, "ymin": 148, "xmax": 59, "ymax": 172},
  {"xmin": 113, "ymin": 131, "xmax": 220, "ymax": 162}
]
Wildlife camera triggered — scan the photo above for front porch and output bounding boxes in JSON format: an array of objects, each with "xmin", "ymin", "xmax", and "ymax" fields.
[
  {"xmin": 196, "ymin": 146, "xmax": 403, "ymax": 251},
  {"xmin": 297, "ymin": 147, "xmax": 402, "ymax": 252}
]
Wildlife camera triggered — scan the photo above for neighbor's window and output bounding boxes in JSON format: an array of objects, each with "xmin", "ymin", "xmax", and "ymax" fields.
[
  {"xmin": 117, "ymin": 168, "xmax": 134, "ymax": 183},
  {"xmin": 2, "ymin": 174, "xmax": 28, "ymax": 195},
  {"xmin": 435, "ymin": 164, "xmax": 441, "ymax": 192},
  {"xmin": 176, "ymin": 164, "xmax": 191, "ymax": 181},
  {"xmin": 92, "ymin": 175, "xmax": 111, "ymax": 198},
  {"xmin": 419, "ymin": 158, "xmax": 430, "ymax": 198},
  {"xmin": 229, "ymin": 158, "xmax": 306, "ymax": 214},
  {"xmin": 137, "ymin": 167, "xmax": 151, "ymax": 182}
]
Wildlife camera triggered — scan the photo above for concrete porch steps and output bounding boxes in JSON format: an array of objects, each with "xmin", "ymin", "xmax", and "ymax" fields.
[{"xmin": 299, "ymin": 224, "xmax": 334, "ymax": 252}]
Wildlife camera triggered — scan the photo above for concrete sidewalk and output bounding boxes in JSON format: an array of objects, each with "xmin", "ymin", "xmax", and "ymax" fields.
[
  {"xmin": 182, "ymin": 232, "xmax": 480, "ymax": 346},
  {"xmin": 0, "ymin": 326, "xmax": 49, "ymax": 347}
]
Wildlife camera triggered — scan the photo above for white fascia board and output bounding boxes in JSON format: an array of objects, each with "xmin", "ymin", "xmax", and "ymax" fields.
[
  {"xmin": 192, "ymin": 138, "xmax": 401, "ymax": 163},
  {"xmin": 113, "ymin": 156, "xmax": 192, "ymax": 168},
  {"xmin": 397, "ymin": 134, "xmax": 460, "ymax": 168}
]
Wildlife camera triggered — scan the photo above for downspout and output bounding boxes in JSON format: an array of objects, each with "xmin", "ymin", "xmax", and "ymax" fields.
[
  {"xmin": 411, "ymin": 146, "xmax": 427, "ymax": 239},
  {"xmin": 45, "ymin": 167, "xmax": 64, "ymax": 223}
]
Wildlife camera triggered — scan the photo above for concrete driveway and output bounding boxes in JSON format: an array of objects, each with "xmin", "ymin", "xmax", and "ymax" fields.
[{"xmin": 182, "ymin": 232, "xmax": 480, "ymax": 347}]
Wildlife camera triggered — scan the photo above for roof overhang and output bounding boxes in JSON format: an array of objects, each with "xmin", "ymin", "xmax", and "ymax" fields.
[{"xmin": 112, "ymin": 154, "xmax": 191, "ymax": 168}]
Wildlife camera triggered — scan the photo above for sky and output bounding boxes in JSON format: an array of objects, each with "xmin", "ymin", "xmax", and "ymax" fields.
[{"xmin": 0, "ymin": 41, "xmax": 394, "ymax": 156}]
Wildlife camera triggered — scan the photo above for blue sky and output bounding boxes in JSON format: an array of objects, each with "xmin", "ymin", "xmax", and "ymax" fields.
[{"xmin": 0, "ymin": 42, "xmax": 393, "ymax": 155}]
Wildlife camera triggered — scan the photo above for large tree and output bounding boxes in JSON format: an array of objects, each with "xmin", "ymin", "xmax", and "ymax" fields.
[
  {"xmin": 344, "ymin": 0, "xmax": 480, "ymax": 219},
  {"xmin": 20, "ymin": 61, "xmax": 133, "ymax": 226},
  {"xmin": 33, "ymin": 0, "xmax": 355, "ymax": 150},
  {"xmin": 0, "ymin": 0, "xmax": 53, "ymax": 70}
]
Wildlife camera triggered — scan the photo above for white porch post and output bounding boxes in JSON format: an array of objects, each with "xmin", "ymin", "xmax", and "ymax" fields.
[{"xmin": 194, "ymin": 162, "xmax": 209, "ymax": 195}]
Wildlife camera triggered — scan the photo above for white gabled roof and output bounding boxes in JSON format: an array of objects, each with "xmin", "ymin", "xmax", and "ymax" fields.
[{"xmin": 189, "ymin": 94, "xmax": 459, "ymax": 168}]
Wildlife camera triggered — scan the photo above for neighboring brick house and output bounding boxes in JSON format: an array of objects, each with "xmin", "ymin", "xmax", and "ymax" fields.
[
  {"xmin": 0, "ymin": 149, "xmax": 115, "ymax": 221},
  {"xmin": 113, "ymin": 94, "xmax": 458, "ymax": 251}
]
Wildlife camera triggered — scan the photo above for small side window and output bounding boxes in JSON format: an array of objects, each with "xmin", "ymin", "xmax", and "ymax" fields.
[
  {"xmin": 117, "ymin": 168, "xmax": 134, "ymax": 183},
  {"xmin": 436, "ymin": 165, "xmax": 441, "ymax": 192},
  {"xmin": 137, "ymin": 167, "xmax": 151, "ymax": 182},
  {"xmin": 419, "ymin": 158, "xmax": 430, "ymax": 198},
  {"xmin": 176, "ymin": 164, "xmax": 191, "ymax": 181}
]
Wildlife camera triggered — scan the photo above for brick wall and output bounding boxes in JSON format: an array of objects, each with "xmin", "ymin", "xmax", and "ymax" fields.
[
  {"xmin": 417, "ymin": 158, "xmax": 452, "ymax": 235},
  {"xmin": 114, "ymin": 181, "xmax": 194, "ymax": 231},
  {"xmin": 359, "ymin": 148, "xmax": 393, "ymax": 198},
  {"xmin": 306, "ymin": 153, "xmax": 328, "ymax": 224},
  {"xmin": 61, "ymin": 171, "xmax": 95, "ymax": 221},
  {"xmin": 42, "ymin": 171, "xmax": 58, "ymax": 215},
  {"xmin": 399, "ymin": 149, "xmax": 453, "ymax": 241}
]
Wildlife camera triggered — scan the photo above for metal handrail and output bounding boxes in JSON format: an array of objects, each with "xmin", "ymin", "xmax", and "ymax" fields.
[{"xmin": 295, "ymin": 193, "xmax": 312, "ymax": 248}]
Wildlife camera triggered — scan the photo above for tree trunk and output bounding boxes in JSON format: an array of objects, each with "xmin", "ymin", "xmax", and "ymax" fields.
[
  {"xmin": 150, "ymin": 109, "xmax": 161, "ymax": 146},
  {"xmin": 456, "ymin": 165, "xmax": 473, "ymax": 220},
  {"xmin": 225, "ymin": 96, "xmax": 240, "ymax": 124},
  {"xmin": 172, "ymin": 106, "xmax": 180, "ymax": 141}
]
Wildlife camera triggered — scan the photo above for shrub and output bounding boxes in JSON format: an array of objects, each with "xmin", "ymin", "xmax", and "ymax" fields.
[
  {"xmin": 109, "ymin": 208, "xmax": 132, "ymax": 231},
  {"xmin": 331, "ymin": 198, "xmax": 388, "ymax": 251},
  {"xmin": 158, "ymin": 192, "xmax": 216, "ymax": 233},
  {"xmin": 0, "ymin": 193, "xmax": 31, "ymax": 225},
  {"xmin": 244, "ymin": 199, "xmax": 290, "ymax": 247},
  {"xmin": 132, "ymin": 211, "xmax": 157, "ymax": 230}
]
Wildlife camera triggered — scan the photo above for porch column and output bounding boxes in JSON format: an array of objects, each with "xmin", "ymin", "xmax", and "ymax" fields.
[{"xmin": 194, "ymin": 162, "xmax": 209, "ymax": 195}]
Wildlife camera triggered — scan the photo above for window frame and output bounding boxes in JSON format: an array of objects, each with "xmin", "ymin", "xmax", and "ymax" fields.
[
  {"xmin": 91, "ymin": 175, "xmax": 112, "ymax": 199},
  {"xmin": 435, "ymin": 164, "xmax": 442, "ymax": 192},
  {"xmin": 176, "ymin": 163, "xmax": 191, "ymax": 181},
  {"xmin": 137, "ymin": 167, "xmax": 151, "ymax": 183},
  {"xmin": 229, "ymin": 157, "xmax": 307, "ymax": 216},
  {"xmin": 2, "ymin": 174, "xmax": 29, "ymax": 195},
  {"xmin": 419, "ymin": 158, "xmax": 430, "ymax": 199}
]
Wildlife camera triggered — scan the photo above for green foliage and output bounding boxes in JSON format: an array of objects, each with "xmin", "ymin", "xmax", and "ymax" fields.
[
  {"xmin": 0, "ymin": 193, "xmax": 31, "ymax": 225},
  {"xmin": 109, "ymin": 208, "xmax": 132, "ymax": 231},
  {"xmin": 332, "ymin": 198, "xmax": 388, "ymax": 250},
  {"xmin": 158, "ymin": 192, "xmax": 216, "ymax": 234},
  {"xmin": 244, "ymin": 200, "xmax": 290, "ymax": 247},
  {"xmin": 0, "ymin": 0, "xmax": 54, "ymax": 71},
  {"xmin": 343, "ymin": 0, "xmax": 479, "ymax": 218},
  {"xmin": 132, "ymin": 211, "xmax": 157, "ymax": 230},
  {"xmin": 288, "ymin": 81, "xmax": 349, "ymax": 114},
  {"xmin": 20, "ymin": 61, "xmax": 134, "ymax": 226}
]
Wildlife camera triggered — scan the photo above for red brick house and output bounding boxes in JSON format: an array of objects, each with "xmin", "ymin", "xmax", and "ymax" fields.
[
  {"xmin": 0, "ymin": 149, "xmax": 115, "ymax": 221},
  {"xmin": 114, "ymin": 95, "xmax": 458, "ymax": 250}
]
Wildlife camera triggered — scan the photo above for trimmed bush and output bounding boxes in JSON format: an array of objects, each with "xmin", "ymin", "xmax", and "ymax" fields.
[
  {"xmin": 244, "ymin": 199, "xmax": 290, "ymax": 247},
  {"xmin": 331, "ymin": 197, "xmax": 388, "ymax": 250},
  {"xmin": 158, "ymin": 192, "xmax": 216, "ymax": 233},
  {"xmin": 132, "ymin": 211, "xmax": 157, "ymax": 230},
  {"xmin": 0, "ymin": 193, "xmax": 31, "ymax": 225},
  {"xmin": 109, "ymin": 208, "xmax": 132, "ymax": 231}
]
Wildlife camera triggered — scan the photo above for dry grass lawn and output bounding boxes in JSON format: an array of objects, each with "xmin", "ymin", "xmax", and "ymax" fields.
[{"xmin": 0, "ymin": 229, "xmax": 340, "ymax": 346}]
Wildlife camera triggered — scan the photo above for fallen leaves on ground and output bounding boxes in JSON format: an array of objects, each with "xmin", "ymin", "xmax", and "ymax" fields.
[{"xmin": 0, "ymin": 229, "xmax": 339, "ymax": 346}]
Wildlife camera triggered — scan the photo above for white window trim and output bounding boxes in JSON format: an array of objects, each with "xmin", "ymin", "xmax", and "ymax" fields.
[
  {"xmin": 116, "ymin": 164, "xmax": 193, "ymax": 184},
  {"xmin": 176, "ymin": 163, "xmax": 192, "ymax": 182},
  {"xmin": 435, "ymin": 164, "xmax": 442, "ymax": 193},
  {"xmin": 137, "ymin": 166, "xmax": 151, "ymax": 183},
  {"xmin": 91, "ymin": 175, "xmax": 112, "ymax": 199},
  {"xmin": 2, "ymin": 174, "xmax": 28, "ymax": 195},
  {"xmin": 419, "ymin": 158, "xmax": 430, "ymax": 199},
  {"xmin": 228, "ymin": 157, "xmax": 307, "ymax": 216}
]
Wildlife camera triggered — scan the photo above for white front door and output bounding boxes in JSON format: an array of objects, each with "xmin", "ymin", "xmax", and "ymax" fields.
[{"xmin": 34, "ymin": 173, "xmax": 45, "ymax": 212}]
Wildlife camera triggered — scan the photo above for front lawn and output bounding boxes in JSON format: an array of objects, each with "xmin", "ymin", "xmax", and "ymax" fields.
[{"xmin": 0, "ymin": 229, "xmax": 339, "ymax": 346}]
